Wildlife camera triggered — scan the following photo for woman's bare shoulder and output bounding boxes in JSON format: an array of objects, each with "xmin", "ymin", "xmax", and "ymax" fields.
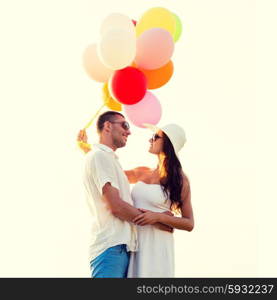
[
  {"xmin": 135, "ymin": 166, "xmax": 151, "ymax": 171},
  {"xmin": 124, "ymin": 166, "xmax": 151, "ymax": 179},
  {"xmin": 134, "ymin": 166, "xmax": 152, "ymax": 176},
  {"xmin": 124, "ymin": 166, "xmax": 151, "ymax": 184}
]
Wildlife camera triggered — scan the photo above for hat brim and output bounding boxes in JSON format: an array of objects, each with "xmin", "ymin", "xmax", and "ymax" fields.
[{"xmin": 143, "ymin": 123, "xmax": 161, "ymax": 133}]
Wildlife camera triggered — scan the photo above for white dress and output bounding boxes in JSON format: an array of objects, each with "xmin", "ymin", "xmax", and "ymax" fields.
[{"xmin": 127, "ymin": 181, "xmax": 175, "ymax": 278}]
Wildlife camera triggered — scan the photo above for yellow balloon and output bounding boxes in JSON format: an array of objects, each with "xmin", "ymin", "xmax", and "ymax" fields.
[
  {"xmin": 102, "ymin": 83, "xmax": 122, "ymax": 111},
  {"xmin": 136, "ymin": 7, "xmax": 176, "ymax": 37}
]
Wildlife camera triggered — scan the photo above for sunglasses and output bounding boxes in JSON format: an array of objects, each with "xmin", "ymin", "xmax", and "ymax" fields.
[
  {"xmin": 151, "ymin": 133, "xmax": 162, "ymax": 141},
  {"xmin": 110, "ymin": 121, "xmax": 130, "ymax": 130}
]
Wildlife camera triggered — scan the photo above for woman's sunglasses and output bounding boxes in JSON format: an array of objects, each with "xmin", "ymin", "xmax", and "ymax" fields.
[
  {"xmin": 151, "ymin": 133, "xmax": 162, "ymax": 142},
  {"xmin": 110, "ymin": 121, "xmax": 130, "ymax": 130}
]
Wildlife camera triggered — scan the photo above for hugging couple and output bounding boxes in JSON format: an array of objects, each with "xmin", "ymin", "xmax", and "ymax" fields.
[{"xmin": 77, "ymin": 110, "xmax": 194, "ymax": 278}]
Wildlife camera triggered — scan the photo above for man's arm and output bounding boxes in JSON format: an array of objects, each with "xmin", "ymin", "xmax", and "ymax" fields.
[
  {"xmin": 102, "ymin": 183, "xmax": 142, "ymax": 222},
  {"xmin": 102, "ymin": 183, "xmax": 173, "ymax": 232}
]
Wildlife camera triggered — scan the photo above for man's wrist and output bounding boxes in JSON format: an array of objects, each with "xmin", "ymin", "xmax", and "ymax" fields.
[{"xmin": 157, "ymin": 212, "xmax": 164, "ymax": 223}]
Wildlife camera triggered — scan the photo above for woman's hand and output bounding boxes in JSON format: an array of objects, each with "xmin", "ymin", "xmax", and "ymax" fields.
[
  {"xmin": 133, "ymin": 210, "xmax": 161, "ymax": 225},
  {"xmin": 135, "ymin": 209, "xmax": 174, "ymax": 232}
]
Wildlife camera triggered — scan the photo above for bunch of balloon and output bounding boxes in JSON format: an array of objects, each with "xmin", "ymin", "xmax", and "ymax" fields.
[{"xmin": 82, "ymin": 7, "xmax": 182, "ymax": 129}]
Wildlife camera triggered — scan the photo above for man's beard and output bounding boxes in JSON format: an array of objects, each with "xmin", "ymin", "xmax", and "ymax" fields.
[{"xmin": 113, "ymin": 136, "xmax": 125, "ymax": 148}]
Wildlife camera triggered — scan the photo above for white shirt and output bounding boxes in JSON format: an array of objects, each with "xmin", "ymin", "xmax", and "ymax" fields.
[{"xmin": 83, "ymin": 143, "xmax": 138, "ymax": 262}]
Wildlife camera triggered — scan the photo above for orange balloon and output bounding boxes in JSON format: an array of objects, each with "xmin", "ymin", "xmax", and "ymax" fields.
[
  {"xmin": 102, "ymin": 83, "xmax": 122, "ymax": 111},
  {"xmin": 137, "ymin": 60, "xmax": 174, "ymax": 89}
]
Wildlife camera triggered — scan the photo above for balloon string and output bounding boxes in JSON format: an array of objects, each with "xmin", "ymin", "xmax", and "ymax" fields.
[{"xmin": 83, "ymin": 103, "xmax": 105, "ymax": 130}]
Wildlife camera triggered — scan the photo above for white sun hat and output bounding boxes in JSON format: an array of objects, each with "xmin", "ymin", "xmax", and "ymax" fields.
[{"xmin": 143, "ymin": 123, "xmax": 187, "ymax": 155}]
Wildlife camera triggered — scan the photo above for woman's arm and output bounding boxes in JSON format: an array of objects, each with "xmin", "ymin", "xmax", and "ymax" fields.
[
  {"xmin": 133, "ymin": 176, "xmax": 194, "ymax": 231},
  {"xmin": 159, "ymin": 177, "xmax": 194, "ymax": 231},
  {"xmin": 124, "ymin": 167, "xmax": 150, "ymax": 184},
  {"xmin": 124, "ymin": 169, "xmax": 137, "ymax": 184}
]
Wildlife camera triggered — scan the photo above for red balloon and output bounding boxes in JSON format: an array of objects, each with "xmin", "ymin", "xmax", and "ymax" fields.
[{"xmin": 110, "ymin": 67, "xmax": 147, "ymax": 105}]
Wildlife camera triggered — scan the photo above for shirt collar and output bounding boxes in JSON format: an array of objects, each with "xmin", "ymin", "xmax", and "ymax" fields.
[{"xmin": 93, "ymin": 143, "xmax": 119, "ymax": 159}]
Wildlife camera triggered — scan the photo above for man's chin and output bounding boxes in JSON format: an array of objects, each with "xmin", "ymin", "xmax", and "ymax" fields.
[{"xmin": 117, "ymin": 141, "xmax": 127, "ymax": 148}]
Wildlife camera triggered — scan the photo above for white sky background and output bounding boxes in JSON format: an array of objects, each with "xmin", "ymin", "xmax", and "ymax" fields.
[{"xmin": 0, "ymin": 0, "xmax": 275, "ymax": 277}]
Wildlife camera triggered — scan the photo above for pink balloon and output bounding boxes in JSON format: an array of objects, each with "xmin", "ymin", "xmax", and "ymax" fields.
[
  {"xmin": 135, "ymin": 28, "xmax": 174, "ymax": 70},
  {"xmin": 124, "ymin": 91, "xmax": 162, "ymax": 128}
]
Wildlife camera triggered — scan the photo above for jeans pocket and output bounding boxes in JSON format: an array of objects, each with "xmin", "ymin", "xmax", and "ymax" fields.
[{"xmin": 107, "ymin": 244, "xmax": 126, "ymax": 254}]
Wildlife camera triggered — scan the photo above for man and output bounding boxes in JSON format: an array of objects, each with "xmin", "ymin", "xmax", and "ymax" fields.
[{"xmin": 77, "ymin": 111, "xmax": 172, "ymax": 278}]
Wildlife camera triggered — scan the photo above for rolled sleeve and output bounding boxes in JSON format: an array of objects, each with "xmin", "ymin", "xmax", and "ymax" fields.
[{"xmin": 90, "ymin": 151, "xmax": 119, "ymax": 194}]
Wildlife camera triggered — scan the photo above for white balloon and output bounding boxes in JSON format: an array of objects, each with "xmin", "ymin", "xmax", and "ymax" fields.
[
  {"xmin": 82, "ymin": 44, "xmax": 113, "ymax": 82},
  {"xmin": 100, "ymin": 13, "xmax": 135, "ymax": 36},
  {"xmin": 97, "ymin": 29, "xmax": 136, "ymax": 70}
]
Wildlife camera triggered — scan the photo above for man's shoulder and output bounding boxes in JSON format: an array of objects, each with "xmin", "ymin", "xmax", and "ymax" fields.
[
  {"xmin": 86, "ymin": 147, "xmax": 113, "ymax": 162},
  {"xmin": 88, "ymin": 147, "xmax": 107, "ymax": 157}
]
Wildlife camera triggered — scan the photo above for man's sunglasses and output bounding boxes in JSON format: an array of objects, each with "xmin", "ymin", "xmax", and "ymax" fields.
[
  {"xmin": 151, "ymin": 133, "xmax": 162, "ymax": 142},
  {"xmin": 110, "ymin": 121, "xmax": 130, "ymax": 130}
]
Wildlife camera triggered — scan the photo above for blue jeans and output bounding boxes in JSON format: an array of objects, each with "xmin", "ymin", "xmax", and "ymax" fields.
[{"xmin": 90, "ymin": 244, "xmax": 130, "ymax": 278}]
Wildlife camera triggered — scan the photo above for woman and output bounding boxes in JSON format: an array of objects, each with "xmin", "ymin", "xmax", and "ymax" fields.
[
  {"xmin": 77, "ymin": 122, "xmax": 194, "ymax": 277},
  {"xmin": 124, "ymin": 123, "xmax": 194, "ymax": 277}
]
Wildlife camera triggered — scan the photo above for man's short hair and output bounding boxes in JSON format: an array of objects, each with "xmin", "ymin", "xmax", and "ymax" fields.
[{"xmin": 97, "ymin": 111, "xmax": 124, "ymax": 133}]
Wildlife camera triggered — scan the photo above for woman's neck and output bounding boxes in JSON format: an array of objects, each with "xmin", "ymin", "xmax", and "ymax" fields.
[{"xmin": 156, "ymin": 153, "xmax": 166, "ymax": 178}]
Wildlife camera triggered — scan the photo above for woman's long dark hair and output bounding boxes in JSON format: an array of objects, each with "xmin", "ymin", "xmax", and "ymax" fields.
[{"xmin": 159, "ymin": 133, "xmax": 183, "ymax": 213}]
